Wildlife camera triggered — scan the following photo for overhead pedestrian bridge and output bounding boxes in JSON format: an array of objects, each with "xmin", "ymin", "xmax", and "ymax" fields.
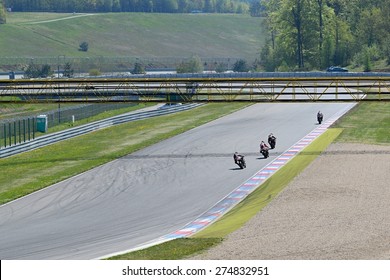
[{"xmin": 1, "ymin": 73, "xmax": 389, "ymax": 103}]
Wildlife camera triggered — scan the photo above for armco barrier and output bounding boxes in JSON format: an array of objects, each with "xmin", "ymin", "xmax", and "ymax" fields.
[{"xmin": 0, "ymin": 103, "xmax": 202, "ymax": 159}]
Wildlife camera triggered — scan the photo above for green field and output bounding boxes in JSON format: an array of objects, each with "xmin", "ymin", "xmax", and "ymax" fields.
[{"xmin": 0, "ymin": 12, "xmax": 265, "ymax": 60}]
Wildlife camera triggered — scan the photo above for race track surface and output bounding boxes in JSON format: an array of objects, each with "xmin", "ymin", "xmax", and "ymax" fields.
[{"xmin": 0, "ymin": 103, "xmax": 354, "ymax": 259}]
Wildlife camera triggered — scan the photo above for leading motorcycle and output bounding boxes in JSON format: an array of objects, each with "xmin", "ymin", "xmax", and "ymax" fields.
[{"xmin": 317, "ymin": 112, "xmax": 323, "ymax": 124}]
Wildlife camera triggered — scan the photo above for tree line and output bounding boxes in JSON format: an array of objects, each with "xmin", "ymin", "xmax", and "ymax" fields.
[
  {"xmin": 259, "ymin": 0, "xmax": 390, "ymax": 71},
  {"xmin": 2, "ymin": 0, "xmax": 252, "ymax": 14}
]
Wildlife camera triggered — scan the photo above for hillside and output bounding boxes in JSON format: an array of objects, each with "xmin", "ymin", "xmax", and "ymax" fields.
[{"xmin": 0, "ymin": 12, "xmax": 265, "ymax": 62}]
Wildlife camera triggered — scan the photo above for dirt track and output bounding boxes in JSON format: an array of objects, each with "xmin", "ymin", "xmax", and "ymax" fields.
[{"xmin": 191, "ymin": 143, "xmax": 390, "ymax": 260}]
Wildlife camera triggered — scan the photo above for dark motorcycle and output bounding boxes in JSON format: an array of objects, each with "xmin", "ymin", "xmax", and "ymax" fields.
[
  {"xmin": 317, "ymin": 113, "xmax": 323, "ymax": 124},
  {"xmin": 236, "ymin": 156, "xmax": 246, "ymax": 169},
  {"xmin": 260, "ymin": 148, "xmax": 269, "ymax": 158},
  {"xmin": 268, "ymin": 136, "xmax": 276, "ymax": 149}
]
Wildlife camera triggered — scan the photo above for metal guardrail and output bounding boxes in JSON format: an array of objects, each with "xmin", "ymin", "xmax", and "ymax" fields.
[{"xmin": 0, "ymin": 103, "xmax": 202, "ymax": 159}]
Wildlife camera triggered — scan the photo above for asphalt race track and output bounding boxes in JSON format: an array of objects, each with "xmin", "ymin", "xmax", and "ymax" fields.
[{"xmin": 0, "ymin": 102, "xmax": 355, "ymax": 259}]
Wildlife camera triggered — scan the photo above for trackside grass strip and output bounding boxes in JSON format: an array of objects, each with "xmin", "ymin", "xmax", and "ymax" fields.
[
  {"xmin": 332, "ymin": 101, "xmax": 390, "ymax": 144},
  {"xmin": 110, "ymin": 128, "xmax": 343, "ymax": 259},
  {"xmin": 107, "ymin": 238, "xmax": 223, "ymax": 260}
]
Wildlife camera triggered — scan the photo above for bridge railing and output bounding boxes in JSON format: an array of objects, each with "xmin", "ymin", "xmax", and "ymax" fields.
[{"xmin": 1, "ymin": 74, "xmax": 389, "ymax": 103}]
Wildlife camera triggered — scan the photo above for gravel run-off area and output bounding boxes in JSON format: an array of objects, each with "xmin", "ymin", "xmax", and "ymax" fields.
[{"xmin": 191, "ymin": 143, "xmax": 390, "ymax": 260}]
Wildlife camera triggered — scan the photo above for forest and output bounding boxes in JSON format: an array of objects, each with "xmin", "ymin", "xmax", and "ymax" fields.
[
  {"xmin": 1, "ymin": 0, "xmax": 252, "ymax": 14},
  {"xmin": 260, "ymin": 0, "xmax": 390, "ymax": 71}
]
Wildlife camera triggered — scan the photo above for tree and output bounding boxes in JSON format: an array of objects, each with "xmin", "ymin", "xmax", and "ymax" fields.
[
  {"xmin": 249, "ymin": 0, "xmax": 266, "ymax": 17},
  {"xmin": 232, "ymin": 59, "xmax": 249, "ymax": 72},
  {"xmin": 0, "ymin": 0, "xmax": 6, "ymax": 24},
  {"xmin": 79, "ymin": 41, "xmax": 89, "ymax": 52},
  {"xmin": 131, "ymin": 62, "xmax": 146, "ymax": 74},
  {"xmin": 89, "ymin": 68, "xmax": 101, "ymax": 76},
  {"xmin": 215, "ymin": 62, "xmax": 228, "ymax": 73},
  {"xmin": 24, "ymin": 63, "xmax": 53, "ymax": 78},
  {"xmin": 176, "ymin": 55, "xmax": 203, "ymax": 73},
  {"xmin": 63, "ymin": 62, "xmax": 74, "ymax": 78},
  {"xmin": 260, "ymin": 41, "xmax": 277, "ymax": 71}
]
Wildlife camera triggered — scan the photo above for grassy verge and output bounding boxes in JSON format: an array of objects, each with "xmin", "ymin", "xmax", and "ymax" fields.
[
  {"xmin": 332, "ymin": 101, "xmax": 390, "ymax": 144},
  {"xmin": 108, "ymin": 238, "xmax": 224, "ymax": 260},
  {"xmin": 0, "ymin": 102, "xmax": 250, "ymax": 205},
  {"xmin": 0, "ymin": 103, "xmax": 60, "ymax": 120}
]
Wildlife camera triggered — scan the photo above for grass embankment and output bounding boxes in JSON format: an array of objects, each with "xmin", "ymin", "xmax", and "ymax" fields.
[
  {"xmin": 332, "ymin": 101, "xmax": 390, "ymax": 144},
  {"xmin": 0, "ymin": 102, "xmax": 250, "ymax": 205},
  {"xmin": 0, "ymin": 103, "xmax": 60, "ymax": 120},
  {"xmin": 0, "ymin": 12, "xmax": 264, "ymax": 60},
  {"xmin": 109, "ymin": 101, "xmax": 390, "ymax": 260}
]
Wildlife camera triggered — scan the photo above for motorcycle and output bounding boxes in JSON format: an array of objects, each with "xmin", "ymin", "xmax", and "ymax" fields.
[
  {"xmin": 260, "ymin": 147, "xmax": 269, "ymax": 158},
  {"xmin": 268, "ymin": 136, "xmax": 276, "ymax": 149},
  {"xmin": 236, "ymin": 156, "xmax": 246, "ymax": 169},
  {"xmin": 317, "ymin": 113, "xmax": 323, "ymax": 124}
]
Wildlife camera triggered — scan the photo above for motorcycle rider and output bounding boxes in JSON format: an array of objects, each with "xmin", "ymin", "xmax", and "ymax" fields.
[
  {"xmin": 268, "ymin": 133, "xmax": 276, "ymax": 149},
  {"xmin": 260, "ymin": 141, "xmax": 270, "ymax": 158},
  {"xmin": 260, "ymin": 141, "xmax": 269, "ymax": 151},
  {"xmin": 317, "ymin": 111, "xmax": 323, "ymax": 124},
  {"xmin": 233, "ymin": 152, "xmax": 246, "ymax": 168},
  {"xmin": 233, "ymin": 152, "xmax": 242, "ymax": 165}
]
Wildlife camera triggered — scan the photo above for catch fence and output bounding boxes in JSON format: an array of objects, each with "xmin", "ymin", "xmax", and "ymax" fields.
[{"xmin": 0, "ymin": 103, "xmax": 136, "ymax": 148}]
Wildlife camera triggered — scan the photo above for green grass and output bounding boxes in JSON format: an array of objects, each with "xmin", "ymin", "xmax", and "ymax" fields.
[
  {"xmin": 0, "ymin": 102, "xmax": 250, "ymax": 205},
  {"xmin": 0, "ymin": 13, "xmax": 265, "ymax": 60},
  {"xmin": 108, "ymin": 238, "xmax": 223, "ymax": 260},
  {"xmin": 0, "ymin": 102, "xmax": 80, "ymax": 120},
  {"xmin": 332, "ymin": 101, "xmax": 390, "ymax": 144}
]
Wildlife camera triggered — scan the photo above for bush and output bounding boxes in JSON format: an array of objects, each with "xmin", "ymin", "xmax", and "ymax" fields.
[
  {"xmin": 79, "ymin": 41, "xmax": 89, "ymax": 52},
  {"xmin": 176, "ymin": 55, "xmax": 203, "ymax": 73},
  {"xmin": 24, "ymin": 63, "xmax": 52, "ymax": 78},
  {"xmin": 131, "ymin": 62, "xmax": 146, "ymax": 74},
  {"xmin": 232, "ymin": 59, "xmax": 249, "ymax": 72},
  {"xmin": 89, "ymin": 68, "xmax": 101, "ymax": 76},
  {"xmin": 215, "ymin": 62, "xmax": 228, "ymax": 73}
]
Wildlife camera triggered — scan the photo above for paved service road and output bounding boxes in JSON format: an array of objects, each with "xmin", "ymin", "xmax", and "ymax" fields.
[{"xmin": 0, "ymin": 102, "xmax": 354, "ymax": 259}]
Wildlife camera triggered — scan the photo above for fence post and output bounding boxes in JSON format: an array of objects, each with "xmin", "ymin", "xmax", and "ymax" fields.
[
  {"xmin": 3, "ymin": 124, "xmax": 5, "ymax": 148},
  {"xmin": 23, "ymin": 119, "xmax": 26, "ymax": 143},
  {"xmin": 8, "ymin": 123, "xmax": 11, "ymax": 146},
  {"xmin": 13, "ymin": 121, "xmax": 16, "ymax": 145},
  {"xmin": 32, "ymin": 118, "xmax": 36, "ymax": 139},
  {"xmin": 28, "ymin": 118, "xmax": 31, "ymax": 141},
  {"xmin": 19, "ymin": 120, "xmax": 22, "ymax": 144}
]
